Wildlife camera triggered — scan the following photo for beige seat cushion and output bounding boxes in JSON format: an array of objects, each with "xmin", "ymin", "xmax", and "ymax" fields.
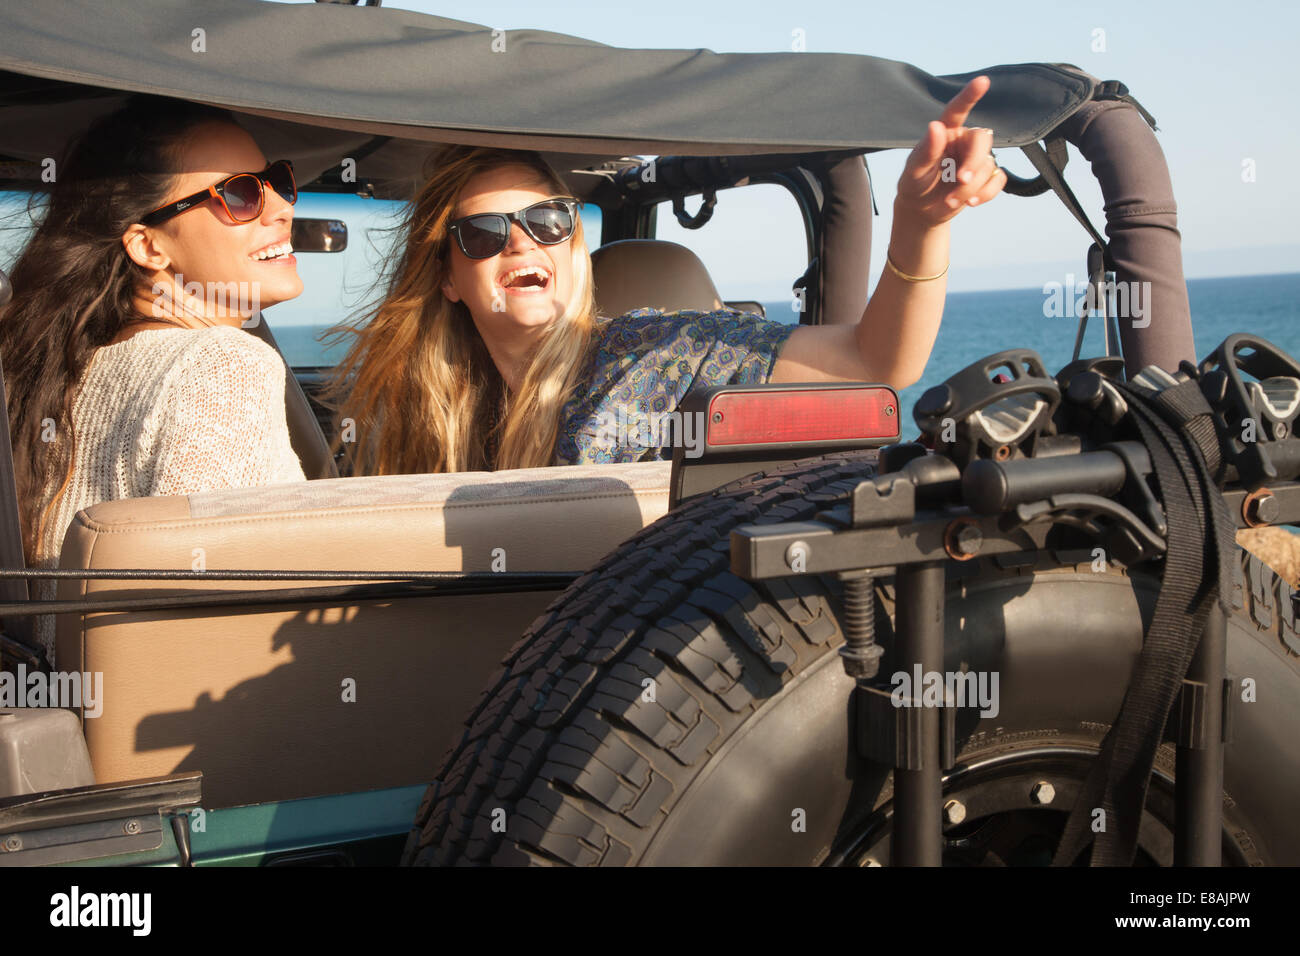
[{"xmin": 56, "ymin": 461, "xmax": 672, "ymax": 808}]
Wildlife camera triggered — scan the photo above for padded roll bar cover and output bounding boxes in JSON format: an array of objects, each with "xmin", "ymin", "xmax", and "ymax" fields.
[
  {"xmin": 817, "ymin": 155, "xmax": 873, "ymax": 326},
  {"xmin": 0, "ymin": 267, "xmax": 11, "ymax": 308},
  {"xmin": 1055, "ymin": 73, "xmax": 1197, "ymax": 376}
]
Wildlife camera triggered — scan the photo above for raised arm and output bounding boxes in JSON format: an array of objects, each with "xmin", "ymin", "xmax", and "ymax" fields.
[{"xmin": 770, "ymin": 75, "xmax": 1006, "ymax": 389}]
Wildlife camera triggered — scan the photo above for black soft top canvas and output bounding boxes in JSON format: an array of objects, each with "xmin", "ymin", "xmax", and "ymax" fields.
[{"xmin": 0, "ymin": 0, "xmax": 1096, "ymax": 158}]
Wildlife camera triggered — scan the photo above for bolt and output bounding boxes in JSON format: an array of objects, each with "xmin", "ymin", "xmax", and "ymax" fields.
[
  {"xmin": 943, "ymin": 799, "xmax": 967, "ymax": 825},
  {"xmin": 3, "ymin": 835, "xmax": 21, "ymax": 852},
  {"xmin": 945, "ymin": 519, "xmax": 984, "ymax": 561},
  {"xmin": 1031, "ymin": 781, "xmax": 1056, "ymax": 805},
  {"xmin": 123, "ymin": 819, "xmax": 141, "ymax": 836},
  {"xmin": 953, "ymin": 524, "xmax": 983, "ymax": 556},
  {"xmin": 711, "ymin": 411, "xmax": 723, "ymax": 424},
  {"xmin": 838, "ymin": 572, "xmax": 882, "ymax": 679},
  {"xmin": 1278, "ymin": 422, "xmax": 1290, "ymax": 439},
  {"xmin": 1246, "ymin": 493, "xmax": 1279, "ymax": 525},
  {"xmin": 884, "ymin": 404, "xmax": 895, "ymax": 417},
  {"xmin": 839, "ymin": 645, "xmax": 883, "ymax": 679}
]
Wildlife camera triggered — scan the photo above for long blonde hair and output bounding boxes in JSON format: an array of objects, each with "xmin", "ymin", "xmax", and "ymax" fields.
[{"xmin": 325, "ymin": 146, "xmax": 596, "ymax": 474}]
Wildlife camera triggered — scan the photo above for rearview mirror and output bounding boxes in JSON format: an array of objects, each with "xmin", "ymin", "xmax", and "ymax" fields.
[{"xmin": 290, "ymin": 218, "xmax": 347, "ymax": 253}]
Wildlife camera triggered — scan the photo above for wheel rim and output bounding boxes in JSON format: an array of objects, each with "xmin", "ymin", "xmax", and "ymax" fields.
[{"xmin": 827, "ymin": 746, "xmax": 1247, "ymax": 867}]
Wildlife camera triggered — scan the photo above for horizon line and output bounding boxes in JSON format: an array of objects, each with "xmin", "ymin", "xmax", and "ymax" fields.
[{"xmin": 739, "ymin": 269, "xmax": 1300, "ymax": 302}]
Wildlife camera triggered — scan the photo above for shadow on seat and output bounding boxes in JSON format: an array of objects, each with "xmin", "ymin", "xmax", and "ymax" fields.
[{"xmin": 57, "ymin": 461, "xmax": 674, "ymax": 808}]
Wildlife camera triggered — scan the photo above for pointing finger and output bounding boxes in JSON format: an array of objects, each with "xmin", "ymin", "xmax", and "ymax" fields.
[{"xmin": 940, "ymin": 75, "xmax": 990, "ymax": 130}]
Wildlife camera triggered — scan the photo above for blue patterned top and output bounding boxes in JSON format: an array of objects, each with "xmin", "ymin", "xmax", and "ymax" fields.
[{"xmin": 555, "ymin": 308, "xmax": 796, "ymax": 464}]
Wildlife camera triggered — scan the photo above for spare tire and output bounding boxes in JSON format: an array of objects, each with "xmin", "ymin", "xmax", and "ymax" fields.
[{"xmin": 404, "ymin": 451, "xmax": 1300, "ymax": 866}]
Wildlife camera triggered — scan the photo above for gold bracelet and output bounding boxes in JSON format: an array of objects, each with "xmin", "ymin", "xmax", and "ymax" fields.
[{"xmin": 885, "ymin": 251, "xmax": 949, "ymax": 283}]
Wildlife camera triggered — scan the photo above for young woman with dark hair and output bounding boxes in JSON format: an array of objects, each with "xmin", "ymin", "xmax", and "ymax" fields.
[{"xmin": 0, "ymin": 96, "xmax": 307, "ymax": 659}]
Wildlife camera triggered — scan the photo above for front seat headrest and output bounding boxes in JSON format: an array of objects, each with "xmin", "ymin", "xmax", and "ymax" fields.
[{"xmin": 590, "ymin": 240, "xmax": 724, "ymax": 318}]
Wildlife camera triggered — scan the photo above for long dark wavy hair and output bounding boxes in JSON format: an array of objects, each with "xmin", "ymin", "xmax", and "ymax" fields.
[{"xmin": 0, "ymin": 96, "xmax": 238, "ymax": 563}]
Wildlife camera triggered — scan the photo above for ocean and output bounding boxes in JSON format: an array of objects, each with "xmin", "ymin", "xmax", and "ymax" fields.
[{"xmin": 272, "ymin": 272, "xmax": 1300, "ymax": 431}]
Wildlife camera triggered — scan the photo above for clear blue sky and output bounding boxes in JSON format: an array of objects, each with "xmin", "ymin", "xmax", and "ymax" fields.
[{"xmin": 366, "ymin": 0, "xmax": 1299, "ymax": 297}]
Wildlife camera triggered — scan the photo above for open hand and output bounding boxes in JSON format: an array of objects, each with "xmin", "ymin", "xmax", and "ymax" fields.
[{"xmin": 895, "ymin": 75, "xmax": 1005, "ymax": 226}]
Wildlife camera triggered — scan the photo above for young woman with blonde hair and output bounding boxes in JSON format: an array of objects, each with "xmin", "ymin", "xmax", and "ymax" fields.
[{"xmin": 331, "ymin": 77, "xmax": 1005, "ymax": 474}]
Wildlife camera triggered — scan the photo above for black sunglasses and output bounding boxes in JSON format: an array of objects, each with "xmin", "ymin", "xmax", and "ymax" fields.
[
  {"xmin": 448, "ymin": 197, "xmax": 580, "ymax": 260},
  {"xmin": 141, "ymin": 159, "xmax": 297, "ymax": 227}
]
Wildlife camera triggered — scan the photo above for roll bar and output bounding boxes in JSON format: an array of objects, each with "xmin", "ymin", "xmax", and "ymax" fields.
[{"xmin": 1005, "ymin": 74, "xmax": 1196, "ymax": 376}]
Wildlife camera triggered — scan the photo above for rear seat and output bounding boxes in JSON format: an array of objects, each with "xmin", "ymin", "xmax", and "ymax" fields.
[{"xmin": 55, "ymin": 461, "xmax": 672, "ymax": 808}]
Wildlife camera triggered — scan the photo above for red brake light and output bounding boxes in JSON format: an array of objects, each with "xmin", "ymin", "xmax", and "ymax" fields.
[{"xmin": 706, "ymin": 386, "xmax": 898, "ymax": 446}]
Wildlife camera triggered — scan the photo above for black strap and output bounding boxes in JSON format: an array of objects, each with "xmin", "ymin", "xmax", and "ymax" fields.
[
  {"xmin": 1051, "ymin": 380, "xmax": 1235, "ymax": 865},
  {"xmin": 792, "ymin": 256, "xmax": 821, "ymax": 323},
  {"xmin": 247, "ymin": 313, "xmax": 339, "ymax": 480},
  {"xmin": 0, "ymin": 354, "xmax": 38, "ymax": 658},
  {"xmin": 1021, "ymin": 138, "xmax": 1110, "ymax": 256},
  {"xmin": 1022, "ymin": 138, "xmax": 1119, "ymax": 362},
  {"xmin": 1094, "ymin": 80, "xmax": 1159, "ymax": 131},
  {"xmin": 863, "ymin": 156, "xmax": 879, "ymax": 217},
  {"xmin": 1018, "ymin": 79, "xmax": 1157, "ymax": 265},
  {"xmin": 1151, "ymin": 380, "xmax": 1227, "ymax": 481}
]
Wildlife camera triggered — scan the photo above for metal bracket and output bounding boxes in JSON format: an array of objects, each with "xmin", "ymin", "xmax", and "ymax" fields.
[
  {"xmin": 1163, "ymin": 676, "xmax": 1234, "ymax": 747},
  {"xmin": 852, "ymin": 472, "xmax": 916, "ymax": 527},
  {"xmin": 0, "ymin": 812, "xmax": 162, "ymax": 866},
  {"xmin": 0, "ymin": 771, "xmax": 201, "ymax": 866},
  {"xmin": 856, "ymin": 683, "xmax": 957, "ymax": 771}
]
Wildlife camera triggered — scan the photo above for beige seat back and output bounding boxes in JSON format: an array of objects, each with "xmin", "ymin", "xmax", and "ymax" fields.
[
  {"xmin": 55, "ymin": 462, "xmax": 672, "ymax": 808},
  {"xmin": 591, "ymin": 239, "xmax": 725, "ymax": 317}
]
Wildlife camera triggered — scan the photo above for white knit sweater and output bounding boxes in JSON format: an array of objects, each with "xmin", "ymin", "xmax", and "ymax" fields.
[{"xmin": 33, "ymin": 325, "xmax": 306, "ymax": 658}]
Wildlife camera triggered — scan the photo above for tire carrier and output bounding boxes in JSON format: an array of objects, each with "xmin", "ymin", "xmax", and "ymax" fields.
[{"xmin": 729, "ymin": 339, "xmax": 1300, "ymax": 865}]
